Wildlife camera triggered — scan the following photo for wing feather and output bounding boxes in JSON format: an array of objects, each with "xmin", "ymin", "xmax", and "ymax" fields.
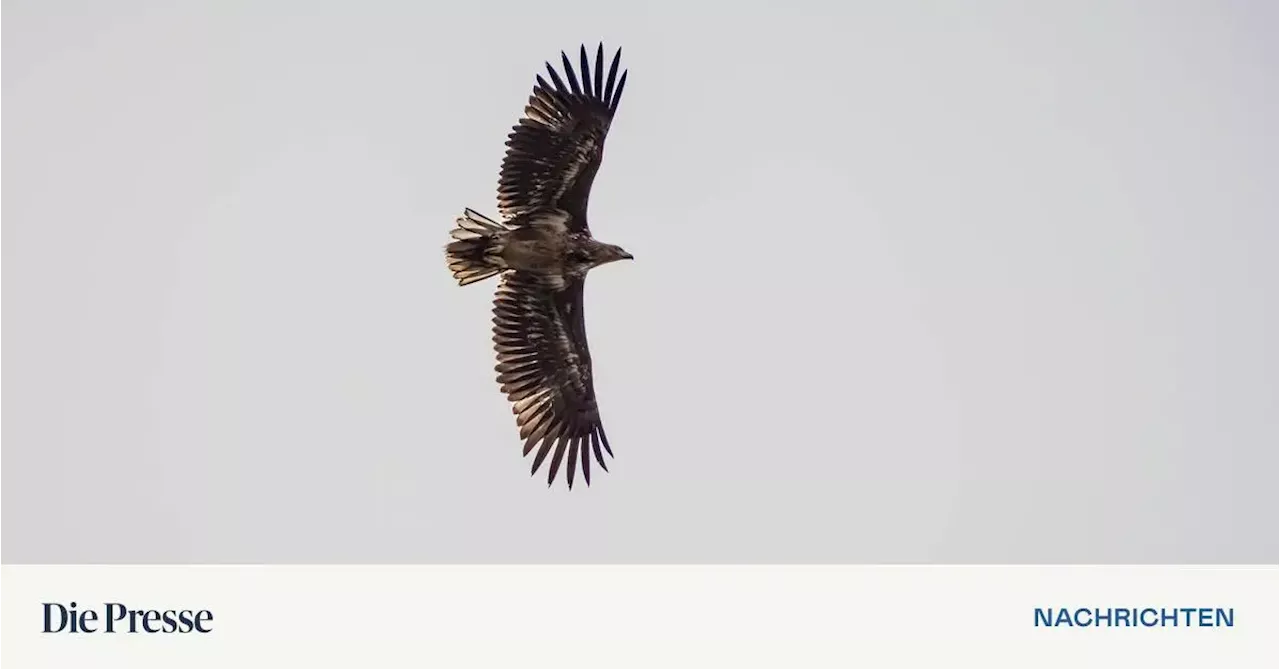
[
  {"xmin": 492, "ymin": 271, "xmax": 611, "ymax": 488},
  {"xmin": 497, "ymin": 44, "xmax": 627, "ymax": 230}
]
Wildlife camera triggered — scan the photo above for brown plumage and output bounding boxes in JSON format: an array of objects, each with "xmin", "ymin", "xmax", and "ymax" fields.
[{"xmin": 444, "ymin": 43, "xmax": 633, "ymax": 489}]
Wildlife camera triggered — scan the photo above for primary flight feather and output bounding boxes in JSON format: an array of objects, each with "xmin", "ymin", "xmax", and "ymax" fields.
[{"xmin": 445, "ymin": 43, "xmax": 633, "ymax": 489}]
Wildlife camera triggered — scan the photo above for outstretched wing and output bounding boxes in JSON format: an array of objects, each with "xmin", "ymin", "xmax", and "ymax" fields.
[
  {"xmin": 492, "ymin": 271, "xmax": 614, "ymax": 488},
  {"xmin": 497, "ymin": 43, "xmax": 627, "ymax": 231}
]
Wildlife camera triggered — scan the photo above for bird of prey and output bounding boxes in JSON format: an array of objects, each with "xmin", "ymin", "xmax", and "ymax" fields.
[{"xmin": 445, "ymin": 43, "xmax": 633, "ymax": 489}]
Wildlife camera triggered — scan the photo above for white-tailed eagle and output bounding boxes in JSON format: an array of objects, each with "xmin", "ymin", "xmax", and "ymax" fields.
[{"xmin": 444, "ymin": 43, "xmax": 632, "ymax": 489}]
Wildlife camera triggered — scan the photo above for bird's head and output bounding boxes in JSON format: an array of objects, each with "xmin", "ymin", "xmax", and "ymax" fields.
[{"xmin": 596, "ymin": 244, "xmax": 634, "ymax": 266}]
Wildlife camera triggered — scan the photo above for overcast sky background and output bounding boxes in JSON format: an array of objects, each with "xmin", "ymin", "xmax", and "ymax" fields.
[{"xmin": 4, "ymin": 0, "xmax": 1276, "ymax": 563}]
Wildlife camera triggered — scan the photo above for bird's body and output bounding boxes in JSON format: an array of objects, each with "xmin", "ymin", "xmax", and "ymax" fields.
[{"xmin": 444, "ymin": 44, "xmax": 633, "ymax": 489}]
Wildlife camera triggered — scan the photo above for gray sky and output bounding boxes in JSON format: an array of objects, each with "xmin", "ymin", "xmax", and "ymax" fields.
[{"xmin": 3, "ymin": 0, "xmax": 1276, "ymax": 563}]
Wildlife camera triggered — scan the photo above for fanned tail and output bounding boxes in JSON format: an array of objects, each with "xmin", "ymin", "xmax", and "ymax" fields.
[{"xmin": 445, "ymin": 209, "xmax": 510, "ymax": 286}]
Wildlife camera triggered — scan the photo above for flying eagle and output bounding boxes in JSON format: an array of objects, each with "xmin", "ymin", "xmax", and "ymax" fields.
[{"xmin": 445, "ymin": 43, "xmax": 633, "ymax": 489}]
